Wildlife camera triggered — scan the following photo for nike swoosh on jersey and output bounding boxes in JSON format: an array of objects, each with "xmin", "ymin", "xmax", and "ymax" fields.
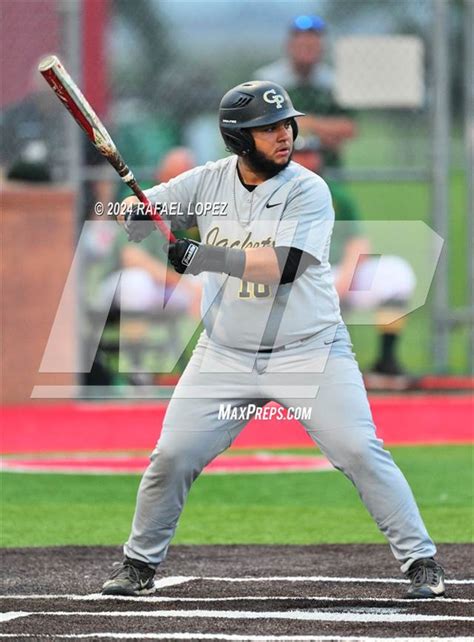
[{"xmin": 266, "ymin": 202, "xmax": 283, "ymax": 209}]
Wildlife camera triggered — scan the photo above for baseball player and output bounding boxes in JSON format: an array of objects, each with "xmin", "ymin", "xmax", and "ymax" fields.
[{"xmin": 102, "ymin": 81, "xmax": 445, "ymax": 599}]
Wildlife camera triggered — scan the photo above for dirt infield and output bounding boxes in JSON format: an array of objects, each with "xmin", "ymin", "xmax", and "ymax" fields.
[{"xmin": 1, "ymin": 544, "xmax": 472, "ymax": 640}]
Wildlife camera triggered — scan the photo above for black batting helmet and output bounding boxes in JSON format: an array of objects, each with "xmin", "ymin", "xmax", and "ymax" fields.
[{"xmin": 219, "ymin": 81, "xmax": 304, "ymax": 156}]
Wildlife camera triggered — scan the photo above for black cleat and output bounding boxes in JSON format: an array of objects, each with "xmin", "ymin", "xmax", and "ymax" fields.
[
  {"xmin": 102, "ymin": 557, "xmax": 156, "ymax": 596},
  {"xmin": 405, "ymin": 558, "xmax": 445, "ymax": 599}
]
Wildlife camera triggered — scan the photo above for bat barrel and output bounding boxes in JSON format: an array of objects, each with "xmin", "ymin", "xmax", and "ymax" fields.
[{"xmin": 38, "ymin": 54, "xmax": 176, "ymax": 243}]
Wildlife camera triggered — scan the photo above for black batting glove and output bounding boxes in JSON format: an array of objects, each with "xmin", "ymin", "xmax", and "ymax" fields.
[
  {"xmin": 168, "ymin": 238, "xmax": 246, "ymax": 278},
  {"xmin": 168, "ymin": 239, "xmax": 204, "ymax": 274},
  {"xmin": 123, "ymin": 203, "xmax": 156, "ymax": 242}
]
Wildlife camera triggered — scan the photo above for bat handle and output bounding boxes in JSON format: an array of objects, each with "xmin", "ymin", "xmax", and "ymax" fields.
[
  {"xmin": 134, "ymin": 186, "xmax": 177, "ymax": 244},
  {"xmin": 121, "ymin": 173, "xmax": 177, "ymax": 244},
  {"xmin": 143, "ymin": 195, "xmax": 177, "ymax": 243}
]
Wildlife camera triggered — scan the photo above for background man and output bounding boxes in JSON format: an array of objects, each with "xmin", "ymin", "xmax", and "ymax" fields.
[{"xmin": 254, "ymin": 15, "xmax": 356, "ymax": 167}]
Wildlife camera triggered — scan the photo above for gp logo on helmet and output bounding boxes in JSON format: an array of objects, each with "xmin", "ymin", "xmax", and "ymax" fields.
[{"xmin": 263, "ymin": 89, "xmax": 285, "ymax": 109}]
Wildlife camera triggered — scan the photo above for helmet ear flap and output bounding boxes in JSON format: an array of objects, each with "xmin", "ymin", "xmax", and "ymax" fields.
[
  {"xmin": 239, "ymin": 129, "xmax": 255, "ymax": 156},
  {"xmin": 222, "ymin": 129, "xmax": 255, "ymax": 156}
]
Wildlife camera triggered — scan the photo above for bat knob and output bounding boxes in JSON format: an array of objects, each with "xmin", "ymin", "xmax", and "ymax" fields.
[{"xmin": 38, "ymin": 55, "xmax": 61, "ymax": 72}]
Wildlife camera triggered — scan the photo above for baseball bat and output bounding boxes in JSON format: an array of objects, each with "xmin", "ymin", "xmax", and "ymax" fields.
[{"xmin": 38, "ymin": 54, "xmax": 176, "ymax": 243}]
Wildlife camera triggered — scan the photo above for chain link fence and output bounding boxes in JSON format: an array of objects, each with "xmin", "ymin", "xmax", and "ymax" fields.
[
  {"xmin": 1, "ymin": 0, "xmax": 472, "ymax": 394},
  {"xmin": 101, "ymin": 0, "xmax": 464, "ymax": 174},
  {"xmin": 0, "ymin": 1, "xmax": 68, "ymax": 182}
]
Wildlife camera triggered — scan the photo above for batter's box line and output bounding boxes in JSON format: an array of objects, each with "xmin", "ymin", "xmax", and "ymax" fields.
[
  {"xmin": 1, "ymin": 609, "xmax": 473, "ymax": 623},
  {"xmin": 199, "ymin": 575, "xmax": 474, "ymax": 585},
  {"xmin": 0, "ymin": 631, "xmax": 472, "ymax": 642},
  {"xmin": 9, "ymin": 573, "xmax": 474, "ymax": 595},
  {"xmin": 26, "ymin": 573, "xmax": 468, "ymax": 588},
  {"xmin": 1, "ymin": 594, "xmax": 472, "ymax": 604}
]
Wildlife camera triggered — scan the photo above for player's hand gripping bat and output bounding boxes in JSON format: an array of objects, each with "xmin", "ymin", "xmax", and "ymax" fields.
[{"xmin": 38, "ymin": 54, "xmax": 176, "ymax": 243}]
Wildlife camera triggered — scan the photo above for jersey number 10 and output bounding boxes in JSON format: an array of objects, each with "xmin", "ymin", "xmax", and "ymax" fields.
[{"xmin": 239, "ymin": 281, "xmax": 271, "ymax": 299}]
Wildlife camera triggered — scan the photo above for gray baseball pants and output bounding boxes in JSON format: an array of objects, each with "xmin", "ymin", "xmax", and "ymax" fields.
[{"xmin": 124, "ymin": 324, "xmax": 436, "ymax": 573}]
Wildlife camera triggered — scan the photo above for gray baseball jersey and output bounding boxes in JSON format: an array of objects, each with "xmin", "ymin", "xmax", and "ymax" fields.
[{"xmin": 145, "ymin": 155, "xmax": 342, "ymax": 351}]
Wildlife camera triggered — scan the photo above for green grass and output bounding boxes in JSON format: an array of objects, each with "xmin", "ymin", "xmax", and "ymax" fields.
[{"xmin": 1, "ymin": 445, "xmax": 472, "ymax": 548}]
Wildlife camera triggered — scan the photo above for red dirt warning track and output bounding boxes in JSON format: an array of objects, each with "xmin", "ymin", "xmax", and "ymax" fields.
[{"xmin": 1, "ymin": 396, "xmax": 472, "ymax": 455}]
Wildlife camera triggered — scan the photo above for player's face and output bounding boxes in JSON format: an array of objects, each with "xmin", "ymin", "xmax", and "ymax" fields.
[{"xmin": 251, "ymin": 119, "xmax": 294, "ymax": 166}]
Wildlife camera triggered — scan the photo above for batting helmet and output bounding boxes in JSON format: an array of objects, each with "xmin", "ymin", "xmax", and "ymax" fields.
[{"xmin": 219, "ymin": 81, "xmax": 304, "ymax": 156}]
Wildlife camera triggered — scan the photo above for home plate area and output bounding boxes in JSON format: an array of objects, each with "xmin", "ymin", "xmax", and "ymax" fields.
[{"xmin": 1, "ymin": 544, "xmax": 472, "ymax": 640}]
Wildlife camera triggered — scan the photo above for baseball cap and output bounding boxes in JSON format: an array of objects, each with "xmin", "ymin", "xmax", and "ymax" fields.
[{"xmin": 290, "ymin": 15, "xmax": 326, "ymax": 33}]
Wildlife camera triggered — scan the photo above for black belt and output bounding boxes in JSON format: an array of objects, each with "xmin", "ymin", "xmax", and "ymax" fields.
[
  {"xmin": 235, "ymin": 345, "xmax": 285, "ymax": 354},
  {"xmin": 256, "ymin": 345, "xmax": 286, "ymax": 354}
]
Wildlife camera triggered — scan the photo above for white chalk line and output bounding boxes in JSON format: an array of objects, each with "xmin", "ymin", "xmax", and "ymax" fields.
[
  {"xmin": 0, "ymin": 631, "xmax": 472, "ymax": 642},
  {"xmin": 156, "ymin": 575, "xmax": 194, "ymax": 589},
  {"xmin": 0, "ymin": 632, "xmax": 472, "ymax": 642},
  {"xmin": 0, "ymin": 575, "xmax": 472, "ymax": 595},
  {"xmin": 227, "ymin": 576, "xmax": 474, "ymax": 585},
  {"xmin": 107, "ymin": 574, "xmax": 473, "ymax": 586},
  {"xmin": 1, "ymin": 593, "xmax": 471, "ymax": 604},
  {"xmin": 1, "ymin": 610, "xmax": 472, "ymax": 623},
  {"xmin": 0, "ymin": 612, "xmax": 30, "ymax": 623},
  {"xmin": 7, "ymin": 573, "xmax": 466, "ymax": 588},
  {"xmin": 200, "ymin": 575, "xmax": 474, "ymax": 585}
]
